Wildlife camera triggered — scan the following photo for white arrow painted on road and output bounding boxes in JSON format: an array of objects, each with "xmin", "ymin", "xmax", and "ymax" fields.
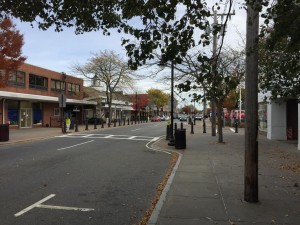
[{"xmin": 15, "ymin": 194, "xmax": 94, "ymax": 217}]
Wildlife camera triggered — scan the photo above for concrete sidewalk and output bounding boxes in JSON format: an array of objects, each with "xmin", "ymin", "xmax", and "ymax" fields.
[{"xmin": 151, "ymin": 121, "xmax": 300, "ymax": 225}]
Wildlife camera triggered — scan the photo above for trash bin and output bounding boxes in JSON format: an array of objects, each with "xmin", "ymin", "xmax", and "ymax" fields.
[
  {"xmin": 175, "ymin": 129, "xmax": 186, "ymax": 149},
  {"xmin": 0, "ymin": 124, "xmax": 9, "ymax": 142}
]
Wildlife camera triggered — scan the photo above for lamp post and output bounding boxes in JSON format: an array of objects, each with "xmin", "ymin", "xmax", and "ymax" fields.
[{"xmin": 168, "ymin": 61, "xmax": 175, "ymax": 146}]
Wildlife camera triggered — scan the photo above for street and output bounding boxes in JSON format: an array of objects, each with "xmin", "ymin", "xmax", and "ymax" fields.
[{"xmin": 0, "ymin": 122, "xmax": 171, "ymax": 225}]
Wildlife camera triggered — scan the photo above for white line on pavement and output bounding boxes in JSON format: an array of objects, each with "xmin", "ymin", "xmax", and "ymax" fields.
[
  {"xmin": 37, "ymin": 204, "xmax": 94, "ymax": 212},
  {"xmin": 14, "ymin": 194, "xmax": 94, "ymax": 217},
  {"xmin": 14, "ymin": 194, "xmax": 56, "ymax": 217},
  {"xmin": 131, "ymin": 128, "xmax": 142, "ymax": 131},
  {"xmin": 57, "ymin": 140, "xmax": 94, "ymax": 150}
]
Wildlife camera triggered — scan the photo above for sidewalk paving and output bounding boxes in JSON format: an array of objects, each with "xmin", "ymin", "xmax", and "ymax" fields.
[
  {"xmin": 1, "ymin": 122, "xmax": 300, "ymax": 225},
  {"xmin": 151, "ymin": 121, "xmax": 300, "ymax": 225}
]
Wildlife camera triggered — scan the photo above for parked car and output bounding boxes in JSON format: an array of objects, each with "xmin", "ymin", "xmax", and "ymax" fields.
[
  {"xmin": 194, "ymin": 114, "xmax": 203, "ymax": 120},
  {"xmin": 179, "ymin": 115, "xmax": 189, "ymax": 121},
  {"xmin": 160, "ymin": 116, "xmax": 166, "ymax": 121},
  {"xmin": 151, "ymin": 116, "xmax": 161, "ymax": 122}
]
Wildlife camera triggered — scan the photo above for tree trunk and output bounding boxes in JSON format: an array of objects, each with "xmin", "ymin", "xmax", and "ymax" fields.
[
  {"xmin": 217, "ymin": 102, "xmax": 223, "ymax": 143},
  {"xmin": 244, "ymin": 2, "xmax": 259, "ymax": 203},
  {"xmin": 211, "ymin": 100, "xmax": 217, "ymax": 136}
]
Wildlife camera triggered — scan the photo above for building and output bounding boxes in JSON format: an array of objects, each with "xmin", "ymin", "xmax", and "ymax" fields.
[
  {"xmin": 0, "ymin": 63, "xmax": 96, "ymax": 128},
  {"xmin": 258, "ymin": 92, "xmax": 299, "ymax": 150}
]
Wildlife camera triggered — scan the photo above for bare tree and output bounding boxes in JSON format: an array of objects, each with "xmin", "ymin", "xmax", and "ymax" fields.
[{"xmin": 72, "ymin": 50, "xmax": 134, "ymax": 124}]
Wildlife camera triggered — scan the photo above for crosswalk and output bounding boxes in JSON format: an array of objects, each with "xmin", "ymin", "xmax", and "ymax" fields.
[{"xmin": 56, "ymin": 133, "xmax": 159, "ymax": 142}]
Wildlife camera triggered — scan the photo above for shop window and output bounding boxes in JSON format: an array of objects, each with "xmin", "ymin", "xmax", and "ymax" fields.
[
  {"xmin": 54, "ymin": 108, "xmax": 60, "ymax": 116},
  {"xmin": 51, "ymin": 79, "xmax": 66, "ymax": 92},
  {"xmin": 68, "ymin": 83, "xmax": 80, "ymax": 95},
  {"xmin": 29, "ymin": 73, "xmax": 48, "ymax": 90},
  {"xmin": 8, "ymin": 109, "xmax": 19, "ymax": 125},
  {"xmin": 0, "ymin": 70, "xmax": 25, "ymax": 87}
]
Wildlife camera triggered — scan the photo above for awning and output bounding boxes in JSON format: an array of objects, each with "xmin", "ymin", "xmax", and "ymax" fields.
[{"xmin": 0, "ymin": 91, "xmax": 97, "ymax": 105}]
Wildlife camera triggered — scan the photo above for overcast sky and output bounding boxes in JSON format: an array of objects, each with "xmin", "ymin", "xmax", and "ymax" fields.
[{"xmin": 13, "ymin": 1, "xmax": 247, "ymax": 108}]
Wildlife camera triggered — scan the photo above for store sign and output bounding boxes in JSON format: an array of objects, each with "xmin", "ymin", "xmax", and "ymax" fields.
[
  {"xmin": 58, "ymin": 93, "xmax": 66, "ymax": 108},
  {"xmin": 73, "ymin": 106, "xmax": 80, "ymax": 112}
]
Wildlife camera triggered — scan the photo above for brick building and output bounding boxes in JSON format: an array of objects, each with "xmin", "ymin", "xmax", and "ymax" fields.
[{"xmin": 0, "ymin": 63, "xmax": 96, "ymax": 128}]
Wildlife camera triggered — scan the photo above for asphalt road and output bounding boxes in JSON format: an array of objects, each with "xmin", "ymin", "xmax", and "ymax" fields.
[{"xmin": 0, "ymin": 122, "xmax": 171, "ymax": 225}]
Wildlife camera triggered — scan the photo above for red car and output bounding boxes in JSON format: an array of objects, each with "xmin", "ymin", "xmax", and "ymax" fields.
[{"xmin": 151, "ymin": 116, "xmax": 161, "ymax": 122}]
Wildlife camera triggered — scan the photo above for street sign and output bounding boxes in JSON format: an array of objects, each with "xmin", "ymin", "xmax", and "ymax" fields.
[{"xmin": 58, "ymin": 93, "xmax": 66, "ymax": 108}]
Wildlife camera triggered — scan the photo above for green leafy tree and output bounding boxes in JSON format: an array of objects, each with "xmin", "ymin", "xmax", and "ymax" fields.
[
  {"xmin": 259, "ymin": 37, "xmax": 300, "ymax": 101},
  {"xmin": 147, "ymin": 88, "xmax": 169, "ymax": 115}
]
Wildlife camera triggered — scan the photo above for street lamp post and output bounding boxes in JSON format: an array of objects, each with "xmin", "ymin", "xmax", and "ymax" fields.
[{"xmin": 168, "ymin": 61, "xmax": 175, "ymax": 146}]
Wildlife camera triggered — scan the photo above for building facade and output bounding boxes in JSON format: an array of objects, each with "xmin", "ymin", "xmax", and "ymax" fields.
[
  {"xmin": 0, "ymin": 63, "xmax": 96, "ymax": 128},
  {"xmin": 258, "ymin": 93, "xmax": 299, "ymax": 150}
]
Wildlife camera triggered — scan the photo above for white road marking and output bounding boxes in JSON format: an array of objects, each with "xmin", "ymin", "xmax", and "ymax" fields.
[
  {"xmin": 14, "ymin": 194, "xmax": 94, "ymax": 217},
  {"xmin": 230, "ymin": 128, "xmax": 235, "ymax": 132},
  {"xmin": 15, "ymin": 194, "xmax": 56, "ymax": 217},
  {"xmin": 57, "ymin": 140, "xmax": 94, "ymax": 151},
  {"xmin": 104, "ymin": 135, "xmax": 114, "ymax": 138},
  {"xmin": 128, "ymin": 136, "xmax": 136, "ymax": 139},
  {"xmin": 57, "ymin": 134, "xmax": 158, "ymax": 142},
  {"xmin": 37, "ymin": 204, "xmax": 94, "ymax": 212},
  {"xmin": 131, "ymin": 128, "xmax": 142, "ymax": 131}
]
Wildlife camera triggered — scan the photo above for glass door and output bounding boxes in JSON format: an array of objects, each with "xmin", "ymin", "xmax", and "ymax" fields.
[{"xmin": 20, "ymin": 108, "xmax": 32, "ymax": 128}]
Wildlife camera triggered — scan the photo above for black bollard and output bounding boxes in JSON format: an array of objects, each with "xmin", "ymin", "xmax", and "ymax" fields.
[
  {"xmin": 75, "ymin": 120, "xmax": 79, "ymax": 132},
  {"xmin": 191, "ymin": 122, "xmax": 194, "ymax": 134},
  {"xmin": 94, "ymin": 118, "xmax": 97, "ymax": 129},
  {"xmin": 85, "ymin": 119, "xmax": 88, "ymax": 130},
  {"xmin": 166, "ymin": 125, "xmax": 170, "ymax": 140},
  {"xmin": 235, "ymin": 119, "xmax": 238, "ymax": 133},
  {"xmin": 180, "ymin": 122, "xmax": 183, "ymax": 130},
  {"xmin": 101, "ymin": 118, "xmax": 104, "ymax": 128},
  {"xmin": 203, "ymin": 119, "xmax": 206, "ymax": 133},
  {"xmin": 114, "ymin": 119, "xmax": 116, "ymax": 127}
]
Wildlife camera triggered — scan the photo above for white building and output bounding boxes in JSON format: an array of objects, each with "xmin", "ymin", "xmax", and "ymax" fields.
[{"xmin": 258, "ymin": 92, "xmax": 299, "ymax": 150}]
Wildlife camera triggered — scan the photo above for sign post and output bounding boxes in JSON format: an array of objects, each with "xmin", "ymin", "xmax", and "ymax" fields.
[{"xmin": 58, "ymin": 93, "xmax": 66, "ymax": 133}]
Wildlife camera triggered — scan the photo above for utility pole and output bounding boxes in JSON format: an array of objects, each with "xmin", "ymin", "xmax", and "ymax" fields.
[
  {"xmin": 211, "ymin": 10, "xmax": 218, "ymax": 137},
  {"xmin": 211, "ymin": 9, "xmax": 235, "ymax": 137},
  {"xmin": 244, "ymin": 1, "xmax": 260, "ymax": 203}
]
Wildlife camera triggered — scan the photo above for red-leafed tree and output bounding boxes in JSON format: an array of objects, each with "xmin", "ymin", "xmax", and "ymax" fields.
[
  {"xmin": 128, "ymin": 93, "xmax": 149, "ymax": 111},
  {"xmin": 0, "ymin": 18, "xmax": 26, "ymax": 87}
]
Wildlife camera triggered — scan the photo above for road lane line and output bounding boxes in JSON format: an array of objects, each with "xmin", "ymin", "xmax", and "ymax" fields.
[
  {"xmin": 57, "ymin": 140, "xmax": 94, "ymax": 151},
  {"xmin": 131, "ymin": 128, "xmax": 141, "ymax": 131},
  {"xmin": 14, "ymin": 194, "xmax": 56, "ymax": 217},
  {"xmin": 37, "ymin": 204, "xmax": 94, "ymax": 212},
  {"xmin": 104, "ymin": 135, "xmax": 114, "ymax": 138},
  {"xmin": 128, "ymin": 136, "xmax": 136, "ymax": 139}
]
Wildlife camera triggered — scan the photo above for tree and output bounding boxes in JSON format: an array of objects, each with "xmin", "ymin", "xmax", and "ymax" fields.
[
  {"xmin": 176, "ymin": 48, "xmax": 245, "ymax": 143},
  {"xmin": 0, "ymin": 18, "xmax": 26, "ymax": 87},
  {"xmin": 147, "ymin": 88, "xmax": 169, "ymax": 115},
  {"xmin": 181, "ymin": 104, "xmax": 194, "ymax": 114},
  {"xmin": 259, "ymin": 35, "xmax": 300, "ymax": 101},
  {"xmin": 261, "ymin": 0, "xmax": 300, "ymax": 52},
  {"xmin": 72, "ymin": 50, "xmax": 134, "ymax": 124}
]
